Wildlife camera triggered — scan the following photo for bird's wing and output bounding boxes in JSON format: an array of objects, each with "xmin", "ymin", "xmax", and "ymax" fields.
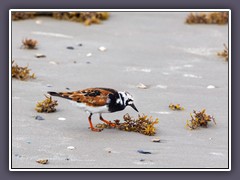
[{"xmin": 56, "ymin": 88, "xmax": 117, "ymax": 107}]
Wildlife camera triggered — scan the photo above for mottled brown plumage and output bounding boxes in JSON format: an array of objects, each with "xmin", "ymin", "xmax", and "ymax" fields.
[{"xmin": 56, "ymin": 88, "xmax": 116, "ymax": 107}]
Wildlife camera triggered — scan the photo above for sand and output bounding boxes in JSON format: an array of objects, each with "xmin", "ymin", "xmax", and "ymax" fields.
[{"xmin": 11, "ymin": 12, "xmax": 229, "ymax": 169}]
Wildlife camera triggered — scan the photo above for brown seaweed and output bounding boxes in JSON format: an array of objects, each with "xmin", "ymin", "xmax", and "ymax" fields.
[
  {"xmin": 96, "ymin": 113, "xmax": 159, "ymax": 136},
  {"xmin": 186, "ymin": 109, "xmax": 216, "ymax": 130},
  {"xmin": 186, "ymin": 12, "xmax": 228, "ymax": 25},
  {"xmin": 217, "ymin": 44, "xmax": 228, "ymax": 61},
  {"xmin": 12, "ymin": 61, "xmax": 35, "ymax": 80},
  {"xmin": 35, "ymin": 95, "xmax": 58, "ymax": 113}
]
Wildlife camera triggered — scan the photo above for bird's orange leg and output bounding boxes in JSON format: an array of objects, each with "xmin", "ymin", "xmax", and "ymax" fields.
[
  {"xmin": 99, "ymin": 114, "xmax": 116, "ymax": 127},
  {"xmin": 88, "ymin": 114, "xmax": 102, "ymax": 132}
]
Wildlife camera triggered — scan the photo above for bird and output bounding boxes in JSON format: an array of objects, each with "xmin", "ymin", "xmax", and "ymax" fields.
[{"xmin": 48, "ymin": 87, "xmax": 138, "ymax": 132}]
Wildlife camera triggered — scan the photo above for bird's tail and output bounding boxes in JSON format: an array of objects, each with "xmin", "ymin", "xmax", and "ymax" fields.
[{"xmin": 47, "ymin": 91, "xmax": 60, "ymax": 97}]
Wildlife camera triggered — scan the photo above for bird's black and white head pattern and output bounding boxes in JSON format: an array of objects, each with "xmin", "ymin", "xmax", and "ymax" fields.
[
  {"xmin": 117, "ymin": 91, "xmax": 134, "ymax": 106},
  {"xmin": 107, "ymin": 91, "xmax": 138, "ymax": 113}
]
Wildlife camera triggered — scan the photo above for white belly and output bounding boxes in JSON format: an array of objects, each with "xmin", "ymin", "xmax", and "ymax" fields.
[{"xmin": 70, "ymin": 101, "xmax": 109, "ymax": 114}]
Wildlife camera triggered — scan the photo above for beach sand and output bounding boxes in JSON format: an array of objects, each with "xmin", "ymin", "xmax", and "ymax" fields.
[{"xmin": 11, "ymin": 12, "xmax": 229, "ymax": 169}]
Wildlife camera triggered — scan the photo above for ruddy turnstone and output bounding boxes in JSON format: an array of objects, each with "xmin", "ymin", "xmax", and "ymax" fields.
[{"xmin": 48, "ymin": 87, "xmax": 138, "ymax": 132}]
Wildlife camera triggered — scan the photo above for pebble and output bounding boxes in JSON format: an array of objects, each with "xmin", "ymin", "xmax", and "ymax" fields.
[
  {"xmin": 15, "ymin": 154, "xmax": 22, "ymax": 158},
  {"xmin": 35, "ymin": 53, "xmax": 46, "ymax": 58},
  {"xmin": 98, "ymin": 46, "xmax": 107, "ymax": 52},
  {"xmin": 151, "ymin": 138, "xmax": 161, "ymax": 143},
  {"xmin": 78, "ymin": 43, "xmax": 83, "ymax": 46},
  {"xmin": 137, "ymin": 150, "xmax": 152, "ymax": 154},
  {"xmin": 58, "ymin": 117, "xmax": 66, "ymax": 121},
  {"xmin": 35, "ymin": 115, "xmax": 45, "ymax": 120},
  {"xmin": 26, "ymin": 141, "xmax": 31, "ymax": 144},
  {"xmin": 73, "ymin": 61, "xmax": 77, "ymax": 64},
  {"xmin": 86, "ymin": 53, "xmax": 92, "ymax": 57},
  {"xmin": 86, "ymin": 61, "xmax": 91, "ymax": 64},
  {"xmin": 66, "ymin": 87, "xmax": 70, "ymax": 90},
  {"xmin": 140, "ymin": 159, "xmax": 145, "ymax": 162},
  {"xmin": 136, "ymin": 83, "xmax": 148, "ymax": 89},
  {"xmin": 67, "ymin": 146, "xmax": 75, "ymax": 150},
  {"xmin": 104, "ymin": 148, "xmax": 112, "ymax": 153},
  {"xmin": 65, "ymin": 158, "xmax": 70, "ymax": 161},
  {"xmin": 36, "ymin": 159, "xmax": 48, "ymax": 164},
  {"xmin": 207, "ymin": 85, "xmax": 216, "ymax": 89},
  {"xmin": 66, "ymin": 46, "xmax": 74, "ymax": 50}
]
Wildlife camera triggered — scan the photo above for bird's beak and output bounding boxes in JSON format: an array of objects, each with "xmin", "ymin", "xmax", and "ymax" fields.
[{"xmin": 129, "ymin": 103, "xmax": 139, "ymax": 112}]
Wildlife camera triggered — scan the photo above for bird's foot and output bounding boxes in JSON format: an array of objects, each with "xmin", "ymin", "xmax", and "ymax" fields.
[
  {"xmin": 89, "ymin": 127, "xmax": 103, "ymax": 132},
  {"xmin": 107, "ymin": 122, "xmax": 116, "ymax": 127}
]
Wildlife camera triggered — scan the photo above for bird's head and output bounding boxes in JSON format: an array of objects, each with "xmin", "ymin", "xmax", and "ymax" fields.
[{"xmin": 118, "ymin": 91, "xmax": 139, "ymax": 112}]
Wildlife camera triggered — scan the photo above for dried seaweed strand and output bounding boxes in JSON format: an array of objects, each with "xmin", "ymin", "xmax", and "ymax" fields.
[
  {"xmin": 12, "ymin": 61, "xmax": 35, "ymax": 80},
  {"xmin": 96, "ymin": 113, "xmax": 159, "ymax": 136},
  {"xmin": 186, "ymin": 12, "xmax": 228, "ymax": 25},
  {"xmin": 169, "ymin": 103, "xmax": 184, "ymax": 111},
  {"xmin": 186, "ymin": 109, "xmax": 216, "ymax": 130},
  {"xmin": 217, "ymin": 44, "xmax": 228, "ymax": 61},
  {"xmin": 35, "ymin": 95, "xmax": 58, "ymax": 113},
  {"xmin": 12, "ymin": 12, "xmax": 109, "ymax": 26},
  {"xmin": 21, "ymin": 38, "xmax": 38, "ymax": 49}
]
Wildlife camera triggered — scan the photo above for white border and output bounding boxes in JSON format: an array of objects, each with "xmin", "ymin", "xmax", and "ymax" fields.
[{"xmin": 9, "ymin": 9, "xmax": 231, "ymax": 172}]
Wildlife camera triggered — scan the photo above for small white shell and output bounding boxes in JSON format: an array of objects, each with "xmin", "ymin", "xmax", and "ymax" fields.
[
  {"xmin": 67, "ymin": 146, "xmax": 75, "ymax": 150},
  {"xmin": 98, "ymin": 46, "xmax": 107, "ymax": 52},
  {"xmin": 49, "ymin": 61, "xmax": 58, "ymax": 65},
  {"xmin": 86, "ymin": 53, "xmax": 92, "ymax": 57},
  {"xmin": 207, "ymin": 85, "xmax": 216, "ymax": 89},
  {"xmin": 136, "ymin": 83, "xmax": 148, "ymax": 89},
  {"xmin": 35, "ymin": 20, "xmax": 42, "ymax": 24},
  {"xmin": 58, "ymin": 117, "xmax": 66, "ymax": 121}
]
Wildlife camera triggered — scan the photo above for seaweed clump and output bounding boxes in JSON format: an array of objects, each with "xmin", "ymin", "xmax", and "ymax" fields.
[
  {"xmin": 96, "ymin": 113, "xmax": 159, "ymax": 136},
  {"xmin": 52, "ymin": 12, "xmax": 109, "ymax": 25},
  {"xmin": 35, "ymin": 95, "xmax": 58, "ymax": 113},
  {"xmin": 169, "ymin": 103, "xmax": 184, "ymax": 111},
  {"xmin": 186, "ymin": 12, "xmax": 228, "ymax": 24},
  {"xmin": 12, "ymin": 61, "xmax": 35, "ymax": 80},
  {"xmin": 186, "ymin": 109, "xmax": 216, "ymax": 130},
  {"xmin": 11, "ymin": 12, "xmax": 109, "ymax": 26},
  {"xmin": 12, "ymin": 12, "xmax": 36, "ymax": 20},
  {"xmin": 217, "ymin": 44, "xmax": 228, "ymax": 61},
  {"xmin": 21, "ymin": 38, "xmax": 38, "ymax": 49}
]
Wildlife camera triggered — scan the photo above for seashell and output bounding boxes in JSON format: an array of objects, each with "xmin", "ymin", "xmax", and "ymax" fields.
[
  {"xmin": 49, "ymin": 61, "xmax": 58, "ymax": 65},
  {"xmin": 136, "ymin": 83, "xmax": 148, "ymax": 89},
  {"xmin": 207, "ymin": 85, "xmax": 216, "ymax": 89},
  {"xmin": 58, "ymin": 117, "xmax": 66, "ymax": 121},
  {"xmin": 36, "ymin": 159, "xmax": 48, "ymax": 164},
  {"xmin": 98, "ymin": 46, "xmax": 107, "ymax": 52},
  {"xmin": 67, "ymin": 146, "xmax": 75, "ymax": 150},
  {"xmin": 86, "ymin": 53, "xmax": 92, "ymax": 57}
]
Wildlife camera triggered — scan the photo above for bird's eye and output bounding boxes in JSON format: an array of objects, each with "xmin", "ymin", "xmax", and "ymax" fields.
[{"xmin": 127, "ymin": 100, "xmax": 133, "ymax": 105}]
